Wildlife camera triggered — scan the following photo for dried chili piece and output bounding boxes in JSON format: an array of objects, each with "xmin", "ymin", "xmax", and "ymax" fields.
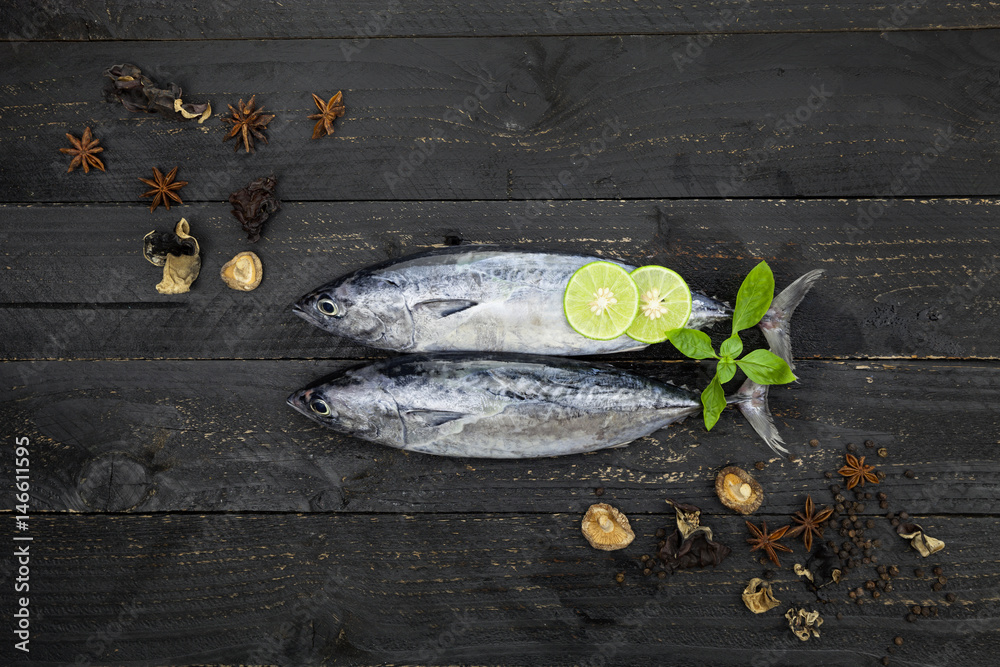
[
  {"xmin": 229, "ymin": 176, "xmax": 280, "ymax": 243},
  {"xmin": 103, "ymin": 64, "xmax": 211, "ymax": 122}
]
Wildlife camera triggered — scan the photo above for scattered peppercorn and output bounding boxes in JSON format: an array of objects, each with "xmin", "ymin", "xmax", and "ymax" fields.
[
  {"xmin": 882, "ymin": 658, "xmax": 890, "ymax": 666},
  {"xmin": 615, "ymin": 572, "xmax": 625, "ymax": 583},
  {"xmin": 946, "ymin": 593, "xmax": 957, "ymax": 603},
  {"xmin": 824, "ymin": 471, "xmax": 833, "ymax": 479},
  {"xmin": 641, "ymin": 554, "xmax": 649, "ymax": 562},
  {"xmin": 894, "ymin": 636, "xmax": 903, "ymax": 646},
  {"xmin": 877, "ymin": 492, "xmax": 887, "ymax": 501},
  {"xmin": 899, "ymin": 512, "xmax": 910, "ymax": 520},
  {"xmin": 888, "ymin": 565, "xmax": 899, "ymax": 576},
  {"xmin": 830, "ymin": 484, "xmax": 842, "ymax": 493},
  {"xmin": 595, "ymin": 487, "xmax": 605, "ymax": 496},
  {"xmin": 872, "ymin": 590, "xmax": 881, "ymax": 599},
  {"xmin": 938, "ymin": 576, "xmax": 947, "ymax": 585},
  {"xmin": 879, "ymin": 501, "xmax": 889, "ymax": 509},
  {"xmin": 865, "ymin": 439, "xmax": 875, "ymax": 448},
  {"xmin": 847, "ymin": 443, "xmax": 857, "ymax": 453},
  {"xmin": 904, "ymin": 470, "xmax": 915, "ymax": 479},
  {"xmin": 915, "ymin": 568, "xmax": 925, "ymax": 578},
  {"xmin": 922, "ymin": 606, "xmax": 932, "ymax": 617},
  {"xmin": 643, "ymin": 568, "xmax": 651, "ymax": 576},
  {"xmin": 906, "ymin": 613, "xmax": 917, "ymax": 622},
  {"xmin": 877, "ymin": 471, "xmax": 887, "ymax": 481},
  {"xmin": 933, "ymin": 566, "xmax": 943, "ymax": 576},
  {"xmin": 657, "ymin": 571, "xmax": 666, "ymax": 579},
  {"xmin": 932, "ymin": 582, "xmax": 943, "ymax": 591},
  {"xmin": 884, "ymin": 583, "xmax": 893, "ymax": 592}
]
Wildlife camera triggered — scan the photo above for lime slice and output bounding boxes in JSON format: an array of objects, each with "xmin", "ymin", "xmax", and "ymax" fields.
[
  {"xmin": 625, "ymin": 265, "xmax": 692, "ymax": 343},
  {"xmin": 563, "ymin": 262, "xmax": 640, "ymax": 340}
]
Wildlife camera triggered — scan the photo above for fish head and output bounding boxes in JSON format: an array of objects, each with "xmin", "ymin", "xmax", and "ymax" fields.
[
  {"xmin": 286, "ymin": 371, "xmax": 400, "ymax": 444},
  {"xmin": 293, "ymin": 271, "xmax": 413, "ymax": 350}
]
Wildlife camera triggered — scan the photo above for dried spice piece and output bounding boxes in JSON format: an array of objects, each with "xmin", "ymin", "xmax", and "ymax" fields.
[
  {"xmin": 787, "ymin": 495, "xmax": 834, "ymax": 552},
  {"xmin": 581, "ymin": 503, "xmax": 634, "ymax": 550},
  {"xmin": 715, "ymin": 466, "xmax": 763, "ymax": 515},
  {"xmin": 746, "ymin": 520, "xmax": 792, "ymax": 567},
  {"xmin": 658, "ymin": 500, "xmax": 731, "ymax": 571},
  {"xmin": 103, "ymin": 64, "xmax": 211, "ymax": 122},
  {"xmin": 222, "ymin": 95, "xmax": 275, "ymax": 153},
  {"xmin": 144, "ymin": 218, "xmax": 201, "ymax": 294},
  {"xmin": 139, "ymin": 167, "xmax": 188, "ymax": 212},
  {"xmin": 221, "ymin": 251, "xmax": 263, "ymax": 291},
  {"xmin": 60, "ymin": 127, "xmax": 105, "ymax": 174},
  {"xmin": 897, "ymin": 523, "xmax": 945, "ymax": 557},
  {"xmin": 838, "ymin": 453, "xmax": 879, "ymax": 489},
  {"xmin": 743, "ymin": 578, "xmax": 780, "ymax": 614},
  {"xmin": 309, "ymin": 91, "xmax": 345, "ymax": 139},
  {"xmin": 229, "ymin": 175, "xmax": 279, "ymax": 242},
  {"xmin": 786, "ymin": 608, "xmax": 823, "ymax": 641}
]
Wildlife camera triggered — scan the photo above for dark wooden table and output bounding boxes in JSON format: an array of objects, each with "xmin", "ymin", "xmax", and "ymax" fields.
[{"xmin": 2, "ymin": 2, "xmax": 999, "ymax": 665}]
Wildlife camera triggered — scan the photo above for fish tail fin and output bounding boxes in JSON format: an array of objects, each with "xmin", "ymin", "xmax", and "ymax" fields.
[
  {"xmin": 728, "ymin": 380, "xmax": 788, "ymax": 456},
  {"xmin": 759, "ymin": 269, "xmax": 824, "ymax": 370}
]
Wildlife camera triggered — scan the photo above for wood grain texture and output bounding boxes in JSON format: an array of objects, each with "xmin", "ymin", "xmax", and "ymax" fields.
[
  {"xmin": 2, "ymin": 199, "xmax": 998, "ymax": 361},
  {"xmin": 4, "ymin": 0, "xmax": 1000, "ymax": 40},
  {"xmin": 2, "ymin": 33, "xmax": 999, "ymax": 203},
  {"xmin": 3, "ymin": 358, "xmax": 997, "ymax": 514},
  {"xmin": 1, "ymin": 512, "xmax": 996, "ymax": 666}
]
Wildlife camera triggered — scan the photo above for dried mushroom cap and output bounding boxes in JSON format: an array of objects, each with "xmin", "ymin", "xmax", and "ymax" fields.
[
  {"xmin": 149, "ymin": 218, "xmax": 201, "ymax": 295},
  {"xmin": 715, "ymin": 466, "xmax": 763, "ymax": 514},
  {"xmin": 785, "ymin": 607, "xmax": 823, "ymax": 641},
  {"xmin": 743, "ymin": 578, "xmax": 780, "ymax": 614},
  {"xmin": 897, "ymin": 522, "xmax": 945, "ymax": 557},
  {"xmin": 221, "ymin": 251, "xmax": 263, "ymax": 291},
  {"xmin": 659, "ymin": 500, "xmax": 731, "ymax": 571},
  {"xmin": 581, "ymin": 503, "xmax": 634, "ymax": 551}
]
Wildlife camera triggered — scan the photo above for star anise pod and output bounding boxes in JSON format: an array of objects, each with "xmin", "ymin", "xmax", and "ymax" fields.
[
  {"xmin": 838, "ymin": 453, "xmax": 879, "ymax": 489},
  {"xmin": 787, "ymin": 495, "xmax": 834, "ymax": 552},
  {"xmin": 222, "ymin": 95, "xmax": 275, "ymax": 153},
  {"xmin": 746, "ymin": 520, "xmax": 793, "ymax": 567},
  {"xmin": 60, "ymin": 127, "xmax": 105, "ymax": 174},
  {"xmin": 308, "ymin": 91, "xmax": 345, "ymax": 139},
  {"xmin": 138, "ymin": 167, "xmax": 188, "ymax": 212}
]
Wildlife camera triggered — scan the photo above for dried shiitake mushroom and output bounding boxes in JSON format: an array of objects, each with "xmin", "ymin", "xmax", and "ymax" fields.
[
  {"xmin": 786, "ymin": 607, "xmax": 823, "ymax": 641},
  {"xmin": 743, "ymin": 578, "xmax": 780, "ymax": 614},
  {"xmin": 715, "ymin": 466, "xmax": 763, "ymax": 514},
  {"xmin": 581, "ymin": 503, "xmax": 634, "ymax": 551},
  {"xmin": 220, "ymin": 251, "xmax": 263, "ymax": 291},
  {"xmin": 897, "ymin": 522, "xmax": 945, "ymax": 557}
]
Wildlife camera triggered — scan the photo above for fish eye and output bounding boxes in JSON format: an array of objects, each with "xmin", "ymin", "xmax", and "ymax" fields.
[
  {"xmin": 309, "ymin": 398, "xmax": 332, "ymax": 416},
  {"xmin": 316, "ymin": 298, "xmax": 339, "ymax": 316}
]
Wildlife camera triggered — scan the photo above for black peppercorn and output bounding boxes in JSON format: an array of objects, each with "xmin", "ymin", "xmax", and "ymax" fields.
[
  {"xmin": 932, "ymin": 566, "xmax": 943, "ymax": 576},
  {"xmin": 615, "ymin": 572, "xmax": 625, "ymax": 583},
  {"xmin": 946, "ymin": 593, "xmax": 957, "ymax": 603},
  {"xmin": 882, "ymin": 657, "xmax": 890, "ymax": 666},
  {"xmin": 922, "ymin": 606, "xmax": 932, "ymax": 616},
  {"xmin": 641, "ymin": 554, "xmax": 649, "ymax": 562},
  {"xmin": 657, "ymin": 571, "xmax": 666, "ymax": 579},
  {"xmin": 888, "ymin": 565, "xmax": 899, "ymax": 576},
  {"xmin": 903, "ymin": 470, "xmax": 915, "ymax": 478},
  {"xmin": 866, "ymin": 519, "xmax": 875, "ymax": 529},
  {"xmin": 906, "ymin": 613, "xmax": 917, "ymax": 622},
  {"xmin": 824, "ymin": 471, "xmax": 832, "ymax": 479},
  {"xmin": 891, "ymin": 519, "xmax": 900, "ymax": 527},
  {"xmin": 865, "ymin": 439, "xmax": 875, "ymax": 448},
  {"xmin": 866, "ymin": 580, "xmax": 876, "ymax": 590},
  {"xmin": 836, "ymin": 612, "xmax": 844, "ymax": 620},
  {"xmin": 877, "ymin": 447, "xmax": 888, "ymax": 457},
  {"xmin": 856, "ymin": 598, "xmax": 864, "ymax": 606},
  {"xmin": 873, "ymin": 590, "xmax": 880, "ymax": 599},
  {"xmin": 810, "ymin": 438, "xmax": 820, "ymax": 447},
  {"xmin": 932, "ymin": 582, "xmax": 943, "ymax": 591},
  {"xmin": 643, "ymin": 568, "xmax": 651, "ymax": 576},
  {"xmin": 849, "ymin": 590, "xmax": 857, "ymax": 599},
  {"xmin": 879, "ymin": 501, "xmax": 889, "ymax": 509},
  {"xmin": 655, "ymin": 528, "xmax": 666, "ymax": 539},
  {"xmin": 915, "ymin": 568, "xmax": 925, "ymax": 578},
  {"xmin": 755, "ymin": 461, "xmax": 765, "ymax": 470},
  {"xmin": 911, "ymin": 605, "xmax": 922, "ymax": 614},
  {"xmin": 847, "ymin": 443, "xmax": 857, "ymax": 452},
  {"xmin": 894, "ymin": 636, "xmax": 903, "ymax": 646},
  {"xmin": 884, "ymin": 583, "xmax": 893, "ymax": 592},
  {"xmin": 938, "ymin": 576, "xmax": 947, "ymax": 585},
  {"xmin": 877, "ymin": 492, "xmax": 887, "ymax": 501}
]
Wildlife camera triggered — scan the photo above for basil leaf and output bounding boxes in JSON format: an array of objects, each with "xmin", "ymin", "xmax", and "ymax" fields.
[
  {"xmin": 667, "ymin": 328, "xmax": 718, "ymax": 360},
  {"xmin": 736, "ymin": 349, "xmax": 797, "ymax": 385},
  {"xmin": 719, "ymin": 334, "xmax": 743, "ymax": 359},
  {"xmin": 732, "ymin": 260, "xmax": 776, "ymax": 333},
  {"xmin": 701, "ymin": 374, "xmax": 726, "ymax": 431},
  {"xmin": 717, "ymin": 358, "xmax": 737, "ymax": 384}
]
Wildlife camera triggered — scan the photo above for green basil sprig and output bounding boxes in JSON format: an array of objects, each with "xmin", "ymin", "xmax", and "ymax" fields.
[{"xmin": 667, "ymin": 261, "xmax": 795, "ymax": 431}]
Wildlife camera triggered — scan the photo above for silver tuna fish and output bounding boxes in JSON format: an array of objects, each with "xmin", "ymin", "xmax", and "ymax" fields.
[
  {"xmin": 292, "ymin": 246, "xmax": 730, "ymax": 356},
  {"xmin": 288, "ymin": 353, "xmax": 764, "ymax": 458}
]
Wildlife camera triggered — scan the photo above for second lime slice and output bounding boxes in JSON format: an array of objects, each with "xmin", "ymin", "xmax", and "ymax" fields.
[
  {"xmin": 563, "ymin": 261, "xmax": 640, "ymax": 340},
  {"xmin": 625, "ymin": 265, "xmax": 692, "ymax": 343}
]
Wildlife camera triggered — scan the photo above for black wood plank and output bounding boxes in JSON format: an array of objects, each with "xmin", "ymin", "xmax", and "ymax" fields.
[
  {"xmin": 5, "ymin": 0, "xmax": 1000, "ymax": 40},
  {"xmin": 3, "ymin": 512, "xmax": 996, "ymax": 666},
  {"xmin": 3, "ymin": 199, "xmax": 998, "ymax": 361},
  {"xmin": 3, "ymin": 359, "xmax": 997, "ymax": 514},
  {"xmin": 2, "ymin": 34, "xmax": 999, "ymax": 203}
]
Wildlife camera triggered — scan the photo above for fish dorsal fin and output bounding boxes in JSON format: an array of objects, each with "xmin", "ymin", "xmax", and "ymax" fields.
[
  {"xmin": 412, "ymin": 299, "xmax": 478, "ymax": 318},
  {"xmin": 402, "ymin": 409, "xmax": 467, "ymax": 427}
]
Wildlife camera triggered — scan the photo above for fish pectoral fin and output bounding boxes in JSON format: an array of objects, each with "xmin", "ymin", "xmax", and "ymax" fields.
[
  {"xmin": 412, "ymin": 299, "xmax": 478, "ymax": 318},
  {"xmin": 402, "ymin": 409, "xmax": 467, "ymax": 427}
]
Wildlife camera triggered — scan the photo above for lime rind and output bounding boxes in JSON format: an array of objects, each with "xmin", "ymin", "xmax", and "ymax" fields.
[
  {"xmin": 563, "ymin": 261, "xmax": 640, "ymax": 341},
  {"xmin": 625, "ymin": 265, "xmax": 692, "ymax": 344}
]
